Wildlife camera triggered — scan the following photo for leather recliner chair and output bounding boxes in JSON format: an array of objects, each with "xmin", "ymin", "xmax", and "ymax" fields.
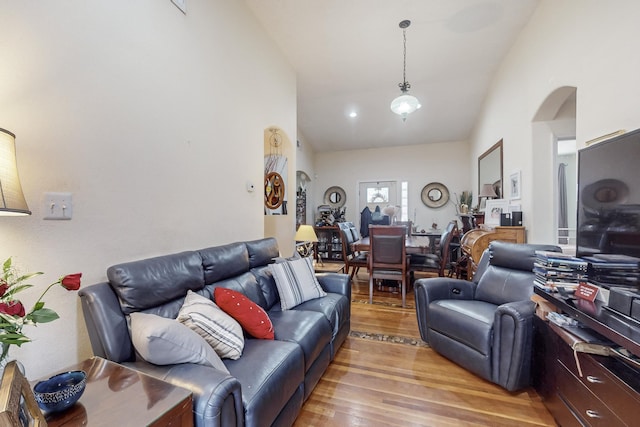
[{"xmin": 414, "ymin": 241, "xmax": 561, "ymax": 391}]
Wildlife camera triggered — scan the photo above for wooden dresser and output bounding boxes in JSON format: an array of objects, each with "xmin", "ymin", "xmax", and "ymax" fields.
[{"xmin": 460, "ymin": 226, "xmax": 526, "ymax": 278}]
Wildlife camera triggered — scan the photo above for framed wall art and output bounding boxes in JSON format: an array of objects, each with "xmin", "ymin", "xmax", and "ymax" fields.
[
  {"xmin": 509, "ymin": 170, "xmax": 521, "ymax": 200},
  {"xmin": 484, "ymin": 199, "xmax": 510, "ymax": 227}
]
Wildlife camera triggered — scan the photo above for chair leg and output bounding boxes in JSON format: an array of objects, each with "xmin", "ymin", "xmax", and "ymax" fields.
[
  {"xmin": 369, "ymin": 274, "xmax": 374, "ymax": 304},
  {"xmin": 401, "ymin": 275, "xmax": 406, "ymax": 308}
]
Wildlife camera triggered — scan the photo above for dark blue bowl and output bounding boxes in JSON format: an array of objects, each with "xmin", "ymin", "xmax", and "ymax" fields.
[{"xmin": 33, "ymin": 370, "xmax": 87, "ymax": 413}]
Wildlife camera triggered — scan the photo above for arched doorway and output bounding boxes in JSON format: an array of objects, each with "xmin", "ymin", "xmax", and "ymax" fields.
[{"xmin": 531, "ymin": 87, "xmax": 577, "ymax": 250}]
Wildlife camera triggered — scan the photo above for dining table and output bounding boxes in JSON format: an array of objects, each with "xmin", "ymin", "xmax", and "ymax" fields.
[{"xmin": 352, "ymin": 235, "xmax": 432, "ymax": 254}]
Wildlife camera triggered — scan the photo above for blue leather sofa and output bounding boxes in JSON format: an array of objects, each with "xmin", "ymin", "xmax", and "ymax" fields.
[{"xmin": 79, "ymin": 237, "xmax": 351, "ymax": 426}]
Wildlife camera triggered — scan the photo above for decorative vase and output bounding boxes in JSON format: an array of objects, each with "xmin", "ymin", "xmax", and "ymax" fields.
[
  {"xmin": 0, "ymin": 342, "xmax": 9, "ymax": 378},
  {"xmin": 0, "ymin": 343, "xmax": 24, "ymax": 379}
]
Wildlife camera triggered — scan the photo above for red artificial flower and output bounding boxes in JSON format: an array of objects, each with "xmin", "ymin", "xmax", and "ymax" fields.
[
  {"xmin": 0, "ymin": 300, "xmax": 25, "ymax": 317},
  {"xmin": 0, "ymin": 282, "xmax": 8, "ymax": 297},
  {"xmin": 61, "ymin": 273, "xmax": 82, "ymax": 291}
]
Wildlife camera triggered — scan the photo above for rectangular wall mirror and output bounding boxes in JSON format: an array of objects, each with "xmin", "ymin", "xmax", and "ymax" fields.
[{"xmin": 478, "ymin": 139, "xmax": 503, "ymax": 199}]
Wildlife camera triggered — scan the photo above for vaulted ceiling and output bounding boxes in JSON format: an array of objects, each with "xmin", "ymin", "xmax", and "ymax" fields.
[{"xmin": 245, "ymin": 0, "xmax": 539, "ymax": 152}]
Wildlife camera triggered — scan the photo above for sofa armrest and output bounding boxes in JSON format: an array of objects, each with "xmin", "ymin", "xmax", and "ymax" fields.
[
  {"xmin": 79, "ymin": 282, "xmax": 134, "ymax": 363},
  {"xmin": 316, "ymin": 273, "xmax": 351, "ymax": 299},
  {"xmin": 414, "ymin": 277, "xmax": 477, "ymax": 305},
  {"xmin": 492, "ymin": 300, "xmax": 536, "ymax": 391},
  {"xmin": 126, "ymin": 361, "xmax": 243, "ymax": 427},
  {"xmin": 414, "ymin": 278, "xmax": 477, "ymax": 342}
]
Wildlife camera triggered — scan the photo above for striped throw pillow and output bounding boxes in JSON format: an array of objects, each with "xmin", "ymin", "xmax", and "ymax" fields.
[
  {"xmin": 269, "ymin": 257, "xmax": 327, "ymax": 310},
  {"xmin": 178, "ymin": 290, "xmax": 244, "ymax": 360}
]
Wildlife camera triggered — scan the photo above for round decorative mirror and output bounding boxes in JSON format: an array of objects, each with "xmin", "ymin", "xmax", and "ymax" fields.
[
  {"xmin": 421, "ymin": 182, "xmax": 449, "ymax": 208},
  {"xmin": 323, "ymin": 186, "xmax": 346, "ymax": 208}
]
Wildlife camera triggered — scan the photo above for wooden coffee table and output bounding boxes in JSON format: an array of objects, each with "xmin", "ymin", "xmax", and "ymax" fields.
[{"xmin": 36, "ymin": 357, "xmax": 193, "ymax": 427}]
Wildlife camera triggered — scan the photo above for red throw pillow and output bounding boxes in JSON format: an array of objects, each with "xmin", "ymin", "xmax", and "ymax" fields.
[{"xmin": 214, "ymin": 288, "xmax": 275, "ymax": 340}]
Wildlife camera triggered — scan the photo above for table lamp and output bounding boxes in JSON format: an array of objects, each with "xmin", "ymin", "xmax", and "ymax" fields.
[
  {"xmin": 294, "ymin": 225, "xmax": 318, "ymax": 258},
  {"xmin": 478, "ymin": 183, "xmax": 497, "ymax": 211},
  {"xmin": 0, "ymin": 128, "xmax": 31, "ymax": 216}
]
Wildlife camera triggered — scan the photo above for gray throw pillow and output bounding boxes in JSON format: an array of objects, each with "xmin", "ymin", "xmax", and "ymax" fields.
[
  {"xmin": 269, "ymin": 256, "xmax": 327, "ymax": 310},
  {"xmin": 129, "ymin": 312, "xmax": 229, "ymax": 373}
]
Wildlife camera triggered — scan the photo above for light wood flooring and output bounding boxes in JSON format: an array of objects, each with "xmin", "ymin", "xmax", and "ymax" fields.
[{"xmin": 295, "ymin": 269, "xmax": 557, "ymax": 426}]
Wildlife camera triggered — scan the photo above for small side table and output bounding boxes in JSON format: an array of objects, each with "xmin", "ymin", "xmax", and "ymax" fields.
[{"xmin": 36, "ymin": 357, "xmax": 193, "ymax": 427}]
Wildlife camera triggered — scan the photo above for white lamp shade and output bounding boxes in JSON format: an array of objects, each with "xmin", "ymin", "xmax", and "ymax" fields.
[
  {"xmin": 0, "ymin": 128, "xmax": 31, "ymax": 216},
  {"xmin": 294, "ymin": 225, "xmax": 318, "ymax": 242},
  {"xmin": 390, "ymin": 94, "xmax": 421, "ymax": 119},
  {"xmin": 479, "ymin": 183, "xmax": 498, "ymax": 198}
]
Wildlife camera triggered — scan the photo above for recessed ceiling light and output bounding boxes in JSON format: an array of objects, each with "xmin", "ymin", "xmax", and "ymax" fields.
[{"xmin": 349, "ymin": 111, "xmax": 357, "ymax": 118}]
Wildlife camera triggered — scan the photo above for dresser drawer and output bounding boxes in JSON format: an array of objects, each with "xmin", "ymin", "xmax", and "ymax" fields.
[
  {"xmin": 557, "ymin": 344, "xmax": 640, "ymax": 425},
  {"xmin": 556, "ymin": 361, "xmax": 620, "ymax": 426}
]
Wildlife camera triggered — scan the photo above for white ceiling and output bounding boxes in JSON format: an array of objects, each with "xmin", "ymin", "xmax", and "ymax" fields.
[{"xmin": 245, "ymin": 0, "xmax": 539, "ymax": 152}]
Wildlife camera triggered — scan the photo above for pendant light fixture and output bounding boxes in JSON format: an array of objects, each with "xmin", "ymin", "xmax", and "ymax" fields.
[{"xmin": 390, "ymin": 20, "xmax": 421, "ymax": 121}]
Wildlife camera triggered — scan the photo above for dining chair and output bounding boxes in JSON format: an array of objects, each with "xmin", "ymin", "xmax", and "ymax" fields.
[
  {"xmin": 368, "ymin": 225, "xmax": 410, "ymax": 307},
  {"xmin": 338, "ymin": 222, "xmax": 368, "ymax": 280},
  {"xmin": 409, "ymin": 221, "xmax": 459, "ymax": 282}
]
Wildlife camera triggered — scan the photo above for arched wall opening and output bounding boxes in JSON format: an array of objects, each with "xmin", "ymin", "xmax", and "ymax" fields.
[
  {"xmin": 264, "ymin": 126, "xmax": 296, "ymax": 256},
  {"xmin": 531, "ymin": 86, "xmax": 577, "ymax": 248}
]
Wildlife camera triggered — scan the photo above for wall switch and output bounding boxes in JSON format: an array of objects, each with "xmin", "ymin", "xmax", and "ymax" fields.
[{"xmin": 43, "ymin": 192, "xmax": 73, "ymax": 220}]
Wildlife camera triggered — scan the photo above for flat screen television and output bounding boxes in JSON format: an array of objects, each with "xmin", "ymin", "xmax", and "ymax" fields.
[{"xmin": 576, "ymin": 128, "xmax": 640, "ymax": 258}]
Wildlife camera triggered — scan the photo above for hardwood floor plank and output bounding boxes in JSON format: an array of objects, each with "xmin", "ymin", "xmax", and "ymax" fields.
[{"xmin": 295, "ymin": 271, "xmax": 556, "ymax": 426}]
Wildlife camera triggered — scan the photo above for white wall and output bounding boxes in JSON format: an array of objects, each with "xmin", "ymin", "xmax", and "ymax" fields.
[
  {"xmin": 314, "ymin": 141, "xmax": 470, "ymax": 231},
  {"xmin": 469, "ymin": 0, "xmax": 640, "ymax": 243},
  {"xmin": 0, "ymin": 1, "xmax": 295, "ymax": 378}
]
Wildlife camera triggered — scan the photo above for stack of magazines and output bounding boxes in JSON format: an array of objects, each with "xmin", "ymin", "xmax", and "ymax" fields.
[
  {"xmin": 582, "ymin": 254, "xmax": 640, "ymax": 288},
  {"xmin": 533, "ymin": 250, "xmax": 588, "ymax": 292}
]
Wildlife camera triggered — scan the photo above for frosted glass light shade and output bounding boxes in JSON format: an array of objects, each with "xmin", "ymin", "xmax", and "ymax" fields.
[
  {"xmin": 390, "ymin": 94, "xmax": 421, "ymax": 120},
  {"xmin": 0, "ymin": 128, "xmax": 31, "ymax": 216}
]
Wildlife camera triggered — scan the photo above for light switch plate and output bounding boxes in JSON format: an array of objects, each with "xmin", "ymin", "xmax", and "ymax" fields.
[
  {"xmin": 42, "ymin": 192, "xmax": 73, "ymax": 220},
  {"xmin": 171, "ymin": 0, "xmax": 186, "ymax": 14}
]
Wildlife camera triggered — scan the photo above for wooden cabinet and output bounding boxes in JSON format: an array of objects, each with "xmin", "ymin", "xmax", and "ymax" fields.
[
  {"xmin": 460, "ymin": 226, "xmax": 525, "ymax": 278},
  {"xmin": 314, "ymin": 226, "xmax": 343, "ymax": 261},
  {"xmin": 533, "ymin": 289, "xmax": 640, "ymax": 427}
]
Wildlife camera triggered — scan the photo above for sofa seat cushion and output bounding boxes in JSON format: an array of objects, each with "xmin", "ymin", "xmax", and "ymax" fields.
[
  {"xmin": 428, "ymin": 299, "xmax": 496, "ymax": 356},
  {"xmin": 267, "ymin": 310, "xmax": 332, "ymax": 372},
  {"xmin": 289, "ymin": 293, "xmax": 350, "ymax": 341},
  {"xmin": 225, "ymin": 339, "xmax": 304, "ymax": 427}
]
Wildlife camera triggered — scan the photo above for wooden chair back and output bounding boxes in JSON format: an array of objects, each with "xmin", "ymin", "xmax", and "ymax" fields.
[
  {"xmin": 437, "ymin": 221, "xmax": 459, "ymax": 275},
  {"xmin": 368, "ymin": 225, "xmax": 409, "ymax": 307},
  {"xmin": 368, "ymin": 225, "xmax": 407, "ymax": 271}
]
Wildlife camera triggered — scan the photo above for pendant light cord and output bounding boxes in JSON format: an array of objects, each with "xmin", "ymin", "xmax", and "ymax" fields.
[
  {"xmin": 399, "ymin": 22, "xmax": 411, "ymax": 93},
  {"xmin": 402, "ymin": 28, "xmax": 407, "ymax": 88}
]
